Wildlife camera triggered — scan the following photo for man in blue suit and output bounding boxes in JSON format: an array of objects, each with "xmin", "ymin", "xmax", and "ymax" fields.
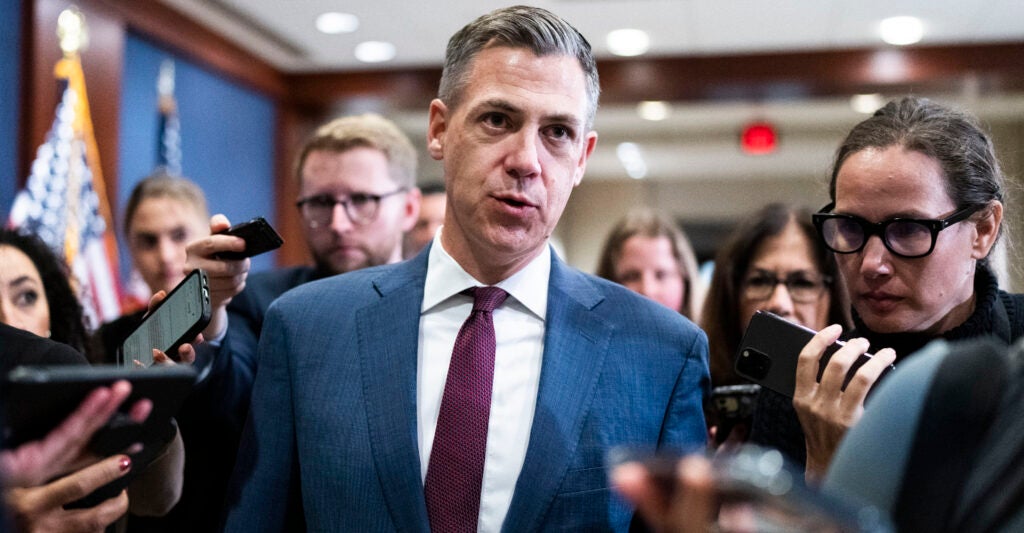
[{"xmin": 224, "ymin": 6, "xmax": 710, "ymax": 532}]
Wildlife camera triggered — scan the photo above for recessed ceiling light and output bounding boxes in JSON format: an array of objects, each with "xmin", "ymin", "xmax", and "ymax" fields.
[
  {"xmin": 354, "ymin": 41, "xmax": 396, "ymax": 63},
  {"xmin": 616, "ymin": 142, "xmax": 648, "ymax": 179},
  {"xmin": 606, "ymin": 29, "xmax": 650, "ymax": 57},
  {"xmin": 850, "ymin": 94, "xmax": 886, "ymax": 114},
  {"xmin": 879, "ymin": 16, "xmax": 923, "ymax": 46},
  {"xmin": 637, "ymin": 101, "xmax": 671, "ymax": 121},
  {"xmin": 316, "ymin": 12, "xmax": 359, "ymax": 35}
]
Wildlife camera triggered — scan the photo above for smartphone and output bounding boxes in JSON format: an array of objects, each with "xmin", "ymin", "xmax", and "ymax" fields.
[
  {"xmin": 119, "ymin": 269, "xmax": 211, "ymax": 367},
  {"xmin": 2, "ymin": 364, "xmax": 197, "ymax": 509},
  {"xmin": 709, "ymin": 445, "xmax": 893, "ymax": 532},
  {"xmin": 709, "ymin": 384, "xmax": 760, "ymax": 445},
  {"xmin": 734, "ymin": 311, "xmax": 893, "ymax": 398},
  {"xmin": 609, "ymin": 445, "xmax": 892, "ymax": 532},
  {"xmin": 214, "ymin": 216, "xmax": 283, "ymax": 260}
]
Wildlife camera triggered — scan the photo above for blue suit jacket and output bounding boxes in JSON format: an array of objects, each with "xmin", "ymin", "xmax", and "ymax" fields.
[{"xmin": 224, "ymin": 248, "xmax": 710, "ymax": 532}]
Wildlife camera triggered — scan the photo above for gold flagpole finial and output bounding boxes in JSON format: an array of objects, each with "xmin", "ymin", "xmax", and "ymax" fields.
[{"xmin": 57, "ymin": 6, "xmax": 89, "ymax": 55}]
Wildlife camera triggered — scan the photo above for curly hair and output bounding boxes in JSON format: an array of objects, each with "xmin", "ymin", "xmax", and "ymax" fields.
[{"xmin": 0, "ymin": 228, "xmax": 91, "ymax": 358}]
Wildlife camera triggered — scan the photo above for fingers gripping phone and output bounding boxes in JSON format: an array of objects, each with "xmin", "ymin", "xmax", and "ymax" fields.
[
  {"xmin": 734, "ymin": 311, "xmax": 894, "ymax": 398},
  {"xmin": 119, "ymin": 269, "xmax": 212, "ymax": 367},
  {"xmin": 214, "ymin": 216, "xmax": 283, "ymax": 260}
]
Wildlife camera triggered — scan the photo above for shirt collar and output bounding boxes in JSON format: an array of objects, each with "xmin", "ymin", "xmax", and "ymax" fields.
[{"xmin": 422, "ymin": 228, "xmax": 550, "ymax": 321}]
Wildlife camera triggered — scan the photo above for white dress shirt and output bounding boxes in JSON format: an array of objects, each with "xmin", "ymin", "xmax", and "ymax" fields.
[{"xmin": 418, "ymin": 227, "xmax": 549, "ymax": 533}]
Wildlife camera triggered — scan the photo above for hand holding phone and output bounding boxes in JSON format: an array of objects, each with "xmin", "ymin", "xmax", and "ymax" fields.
[
  {"xmin": 120, "ymin": 269, "xmax": 211, "ymax": 367},
  {"xmin": 213, "ymin": 216, "xmax": 283, "ymax": 260},
  {"xmin": 610, "ymin": 445, "xmax": 893, "ymax": 533},
  {"xmin": 734, "ymin": 311, "xmax": 894, "ymax": 398}
]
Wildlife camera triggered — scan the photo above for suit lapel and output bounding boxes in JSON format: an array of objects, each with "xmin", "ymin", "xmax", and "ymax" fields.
[
  {"xmin": 502, "ymin": 255, "xmax": 613, "ymax": 532},
  {"xmin": 357, "ymin": 252, "xmax": 431, "ymax": 532}
]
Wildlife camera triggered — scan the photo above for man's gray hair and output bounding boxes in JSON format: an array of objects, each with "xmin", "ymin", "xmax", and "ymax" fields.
[{"xmin": 438, "ymin": 5, "xmax": 600, "ymax": 129}]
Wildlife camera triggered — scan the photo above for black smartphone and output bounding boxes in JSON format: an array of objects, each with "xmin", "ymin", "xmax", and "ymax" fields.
[
  {"xmin": 734, "ymin": 311, "xmax": 894, "ymax": 398},
  {"xmin": 709, "ymin": 384, "xmax": 760, "ymax": 445},
  {"xmin": 709, "ymin": 445, "xmax": 893, "ymax": 532},
  {"xmin": 608, "ymin": 445, "xmax": 893, "ymax": 532},
  {"xmin": 119, "ymin": 269, "xmax": 212, "ymax": 367},
  {"xmin": 2, "ymin": 364, "xmax": 197, "ymax": 509},
  {"xmin": 214, "ymin": 216, "xmax": 283, "ymax": 260}
]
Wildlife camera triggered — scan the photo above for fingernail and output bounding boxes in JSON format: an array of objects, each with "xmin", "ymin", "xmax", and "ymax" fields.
[{"xmin": 119, "ymin": 456, "xmax": 132, "ymax": 471}]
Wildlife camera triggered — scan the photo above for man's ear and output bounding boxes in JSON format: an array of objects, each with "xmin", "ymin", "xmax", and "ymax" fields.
[
  {"xmin": 401, "ymin": 187, "xmax": 422, "ymax": 232},
  {"xmin": 972, "ymin": 201, "xmax": 1003, "ymax": 259},
  {"xmin": 427, "ymin": 99, "xmax": 448, "ymax": 161},
  {"xmin": 572, "ymin": 131, "xmax": 598, "ymax": 186}
]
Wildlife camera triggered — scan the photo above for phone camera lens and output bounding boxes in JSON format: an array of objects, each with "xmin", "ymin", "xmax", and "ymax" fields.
[{"xmin": 736, "ymin": 348, "xmax": 772, "ymax": 380}]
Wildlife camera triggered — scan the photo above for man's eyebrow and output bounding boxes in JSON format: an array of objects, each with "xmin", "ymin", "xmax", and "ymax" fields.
[
  {"xmin": 471, "ymin": 99, "xmax": 584, "ymax": 127},
  {"xmin": 475, "ymin": 99, "xmax": 519, "ymax": 113}
]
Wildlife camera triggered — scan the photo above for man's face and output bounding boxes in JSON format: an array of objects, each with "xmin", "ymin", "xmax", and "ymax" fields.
[
  {"xmin": 427, "ymin": 46, "xmax": 597, "ymax": 281},
  {"xmin": 403, "ymin": 192, "xmax": 446, "ymax": 258},
  {"xmin": 299, "ymin": 147, "xmax": 419, "ymax": 275}
]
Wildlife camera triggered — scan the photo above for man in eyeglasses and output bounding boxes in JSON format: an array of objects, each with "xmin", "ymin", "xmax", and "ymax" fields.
[
  {"xmin": 173, "ymin": 113, "xmax": 419, "ymax": 532},
  {"xmin": 294, "ymin": 114, "xmax": 422, "ymax": 275}
]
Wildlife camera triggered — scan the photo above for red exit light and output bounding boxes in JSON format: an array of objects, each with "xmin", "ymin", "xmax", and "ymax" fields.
[{"xmin": 740, "ymin": 122, "xmax": 777, "ymax": 155}]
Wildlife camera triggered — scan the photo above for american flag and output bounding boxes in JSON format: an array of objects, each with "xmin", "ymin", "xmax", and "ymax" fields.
[{"xmin": 8, "ymin": 55, "xmax": 123, "ymax": 328}]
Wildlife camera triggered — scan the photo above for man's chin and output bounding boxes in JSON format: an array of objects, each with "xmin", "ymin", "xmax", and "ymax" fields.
[{"xmin": 318, "ymin": 253, "xmax": 370, "ymax": 276}]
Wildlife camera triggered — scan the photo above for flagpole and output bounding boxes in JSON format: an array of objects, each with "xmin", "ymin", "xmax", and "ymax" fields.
[{"xmin": 55, "ymin": 8, "xmax": 120, "ymax": 277}]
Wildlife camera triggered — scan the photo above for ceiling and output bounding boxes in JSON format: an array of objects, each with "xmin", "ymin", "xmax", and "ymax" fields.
[
  {"xmin": 153, "ymin": 0, "xmax": 1024, "ymax": 187},
  {"xmin": 161, "ymin": 0, "xmax": 1024, "ymax": 73}
]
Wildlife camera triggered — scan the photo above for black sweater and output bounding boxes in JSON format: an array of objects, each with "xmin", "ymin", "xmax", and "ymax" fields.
[{"xmin": 750, "ymin": 264, "xmax": 1024, "ymax": 466}]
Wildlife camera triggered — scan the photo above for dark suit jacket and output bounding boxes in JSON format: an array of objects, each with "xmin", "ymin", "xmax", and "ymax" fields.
[{"xmin": 224, "ymin": 249, "xmax": 710, "ymax": 532}]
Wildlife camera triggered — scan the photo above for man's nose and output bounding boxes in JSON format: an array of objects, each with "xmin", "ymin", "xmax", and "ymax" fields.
[{"xmin": 504, "ymin": 129, "xmax": 541, "ymax": 179}]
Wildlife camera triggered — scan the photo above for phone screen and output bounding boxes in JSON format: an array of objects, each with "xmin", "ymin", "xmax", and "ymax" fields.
[{"xmin": 121, "ymin": 270, "xmax": 210, "ymax": 367}]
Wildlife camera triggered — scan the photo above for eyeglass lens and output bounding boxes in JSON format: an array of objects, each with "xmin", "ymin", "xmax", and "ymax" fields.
[
  {"xmin": 819, "ymin": 217, "xmax": 935, "ymax": 257},
  {"xmin": 299, "ymin": 194, "xmax": 382, "ymax": 228},
  {"xmin": 743, "ymin": 272, "xmax": 826, "ymax": 303}
]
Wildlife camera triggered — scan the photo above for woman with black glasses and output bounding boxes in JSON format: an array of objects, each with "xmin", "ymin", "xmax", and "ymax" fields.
[{"xmin": 750, "ymin": 96, "xmax": 1023, "ymax": 481}]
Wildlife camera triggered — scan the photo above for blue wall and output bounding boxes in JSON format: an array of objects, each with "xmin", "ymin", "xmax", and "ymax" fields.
[
  {"xmin": 118, "ymin": 33, "xmax": 278, "ymax": 275},
  {"xmin": 0, "ymin": 0, "xmax": 22, "ymax": 218}
]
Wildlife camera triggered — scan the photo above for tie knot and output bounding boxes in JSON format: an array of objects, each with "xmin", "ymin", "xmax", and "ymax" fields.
[{"xmin": 469, "ymin": 286, "xmax": 508, "ymax": 313}]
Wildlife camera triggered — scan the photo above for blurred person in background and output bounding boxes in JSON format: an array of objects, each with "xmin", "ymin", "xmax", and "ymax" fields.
[
  {"xmin": 597, "ymin": 207, "xmax": 703, "ymax": 320},
  {"xmin": 700, "ymin": 203, "xmax": 849, "ymax": 445},
  {"xmin": 93, "ymin": 173, "xmax": 214, "ymax": 361},
  {"xmin": 404, "ymin": 181, "xmax": 446, "ymax": 258}
]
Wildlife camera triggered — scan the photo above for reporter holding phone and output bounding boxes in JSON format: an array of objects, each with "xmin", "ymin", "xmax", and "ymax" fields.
[
  {"xmin": 701, "ymin": 203, "xmax": 850, "ymax": 446},
  {"xmin": 751, "ymin": 97, "xmax": 1024, "ymax": 480},
  {"xmin": 0, "ymin": 326, "xmax": 141, "ymax": 532}
]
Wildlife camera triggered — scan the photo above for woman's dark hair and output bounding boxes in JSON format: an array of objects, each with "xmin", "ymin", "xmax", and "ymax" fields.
[
  {"xmin": 0, "ymin": 229, "xmax": 91, "ymax": 358},
  {"xmin": 700, "ymin": 204, "xmax": 851, "ymax": 386},
  {"xmin": 830, "ymin": 96, "xmax": 1006, "ymax": 249}
]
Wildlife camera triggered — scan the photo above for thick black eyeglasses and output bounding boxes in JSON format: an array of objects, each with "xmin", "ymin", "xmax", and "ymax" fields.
[
  {"xmin": 812, "ymin": 202, "xmax": 983, "ymax": 259},
  {"xmin": 296, "ymin": 188, "xmax": 407, "ymax": 228}
]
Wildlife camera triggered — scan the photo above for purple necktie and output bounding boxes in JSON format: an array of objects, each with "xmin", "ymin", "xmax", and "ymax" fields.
[{"xmin": 424, "ymin": 286, "xmax": 508, "ymax": 533}]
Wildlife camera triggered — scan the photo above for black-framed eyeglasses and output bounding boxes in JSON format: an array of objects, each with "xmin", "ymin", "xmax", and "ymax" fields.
[
  {"xmin": 812, "ymin": 202, "xmax": 983, "ymax": 259},
  {"xmin": 742, "ymin": 270, "xmax": 832, "ymax": 304},
  {"xmin": 296, "ymin": 188, "xmax": 407, "ymax": 228}
]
